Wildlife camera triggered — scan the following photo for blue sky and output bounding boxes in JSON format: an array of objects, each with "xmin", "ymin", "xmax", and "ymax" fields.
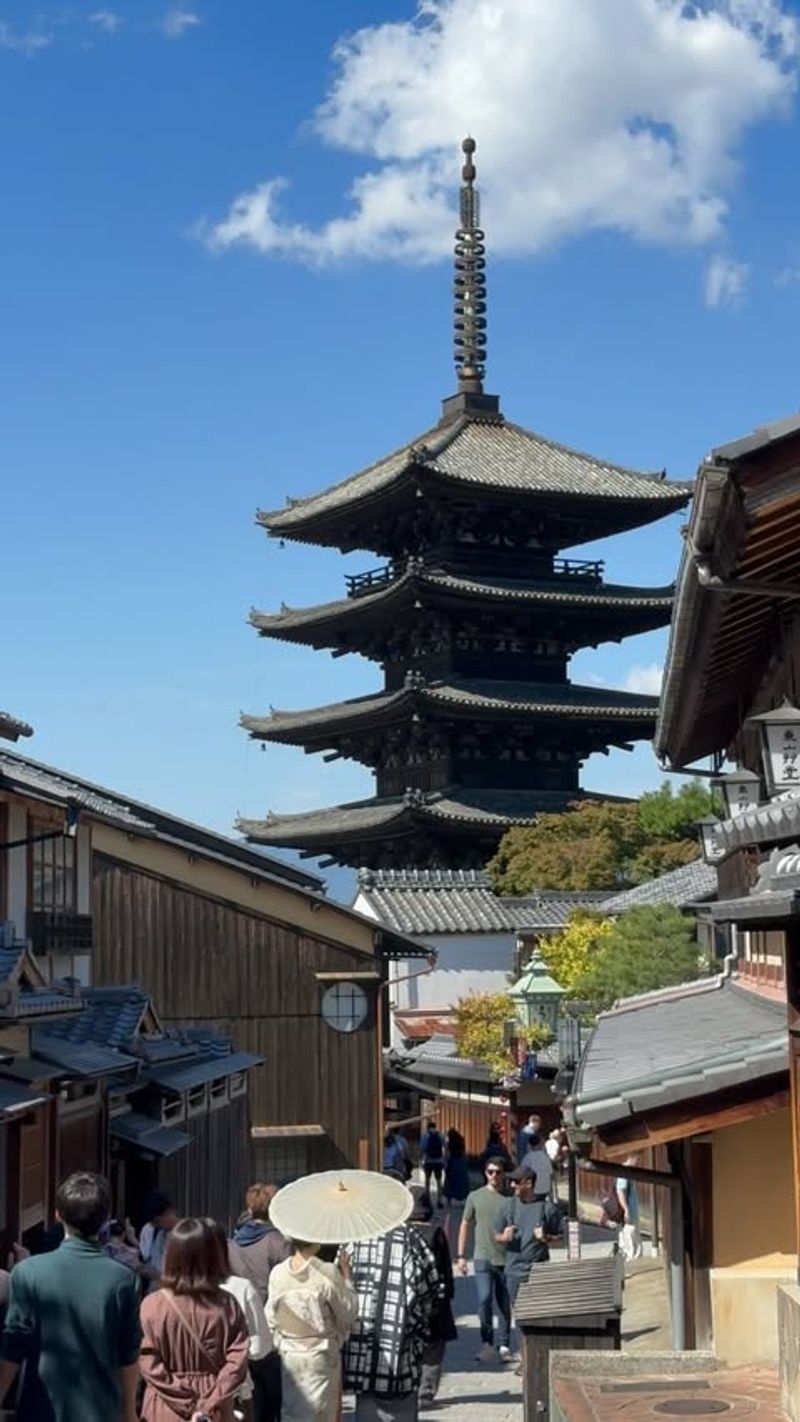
[{"xmin": 4, "ymin": 0, "xmax": 800, "ymax": 899}]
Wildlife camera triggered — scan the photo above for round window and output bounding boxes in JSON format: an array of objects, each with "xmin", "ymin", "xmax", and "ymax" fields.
[{"xmin": 321, "ymin": 982, "xmax": 369, "ymax": 1034}]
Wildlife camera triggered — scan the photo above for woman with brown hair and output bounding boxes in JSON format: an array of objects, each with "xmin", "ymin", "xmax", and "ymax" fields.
[{"xmin": 139, "ymin": 1217, "xmax": 249, "ymax": 1422}]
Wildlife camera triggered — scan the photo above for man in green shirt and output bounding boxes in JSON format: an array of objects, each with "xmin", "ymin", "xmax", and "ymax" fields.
[
  {"xmin": 456, "ymin": 1157, "xmax": 512, "ymax": 1363},
  {"xmin": 0, "ymin": 1172, "xmax": 141, "ymax": 1422}
]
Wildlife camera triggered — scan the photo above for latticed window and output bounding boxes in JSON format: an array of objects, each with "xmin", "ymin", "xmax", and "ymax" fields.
[{"xmin": 31, "ymin": 820, "xmax": 75, "ymax": 912}]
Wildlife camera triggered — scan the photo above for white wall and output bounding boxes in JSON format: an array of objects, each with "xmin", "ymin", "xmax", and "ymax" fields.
[{"xmin": 352, "ymin": 893, "xmax": 517, "ymax": 1044}]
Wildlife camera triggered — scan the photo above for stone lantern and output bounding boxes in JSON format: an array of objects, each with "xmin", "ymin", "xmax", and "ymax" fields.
[{"xmin": 510, "ymin": 949, "xmax": 565, "ymax": 1037}]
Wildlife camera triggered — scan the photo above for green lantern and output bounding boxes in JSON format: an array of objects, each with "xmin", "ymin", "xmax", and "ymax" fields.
[{"xmin": 510, "ymin": 949, "xmax": 565, "ymax": 1035}]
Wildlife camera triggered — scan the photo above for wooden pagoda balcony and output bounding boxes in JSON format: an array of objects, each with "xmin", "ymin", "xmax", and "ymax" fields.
[
  {"xmin": 344, "ymin": 555, "xmax": 604, "ymax": 598},
  {"xmin": 345, "ymin": 562, "xmax": 404, "ymax": 598}
]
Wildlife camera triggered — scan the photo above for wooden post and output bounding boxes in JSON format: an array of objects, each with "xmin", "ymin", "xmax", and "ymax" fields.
[{"xmin": 784, "ymin": 923, "xmax": 800, "ymax": 1281}]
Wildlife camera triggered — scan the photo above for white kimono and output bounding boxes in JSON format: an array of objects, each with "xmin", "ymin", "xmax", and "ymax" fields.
[{"xmin": 267, "ymin": 1256, "xmax": 357, "ymax": 1422}]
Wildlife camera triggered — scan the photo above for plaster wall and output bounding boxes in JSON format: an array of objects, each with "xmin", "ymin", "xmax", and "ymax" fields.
[
  {"xmin": 367, "ymin": 927, "xmax": 513, "ymax": 1046},
  {"xmin": 710, "ymin": 1108, "xmax": 795, "ymax": 1364}
]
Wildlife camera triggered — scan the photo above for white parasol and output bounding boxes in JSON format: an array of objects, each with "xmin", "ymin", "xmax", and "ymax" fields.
[{"xmin": 269, "ymin": 1170, "xmax": 413, "ymax": 1244}]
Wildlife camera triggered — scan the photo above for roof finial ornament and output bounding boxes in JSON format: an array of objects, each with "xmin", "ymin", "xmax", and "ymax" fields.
[{"xmin": 454, "ymin": 136, "xmax": 487, "ymax": 396}]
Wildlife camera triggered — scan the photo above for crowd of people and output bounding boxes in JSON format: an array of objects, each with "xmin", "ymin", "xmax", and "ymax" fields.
[{"xmin": 0, "ymin": 1118, "xmax": 639, "ymax": 1422}]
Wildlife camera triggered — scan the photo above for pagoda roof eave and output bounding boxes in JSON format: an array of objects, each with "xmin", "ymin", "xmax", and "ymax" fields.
[
  {"xmin": 250, "ymin": 571, "xmax": 675, "ymax": 647},
  {"xmin": 258, "ymin": 413, "xmax": 692, "ymax": 547},
  {"xmin": 237, "ymin": 786, "xmax": 633, "ymax": 856},
  {"xmin": 241, "ymin": 679, "xmax": 659, "ymax": 747}
]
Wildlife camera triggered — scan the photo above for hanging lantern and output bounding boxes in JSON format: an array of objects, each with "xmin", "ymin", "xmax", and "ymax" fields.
[
  {"xmin": 745, "ymin": 701, "xmax": 800, "ymax": 798},
  {"xmin": 509, "ymin": 949, "xmax": 565, "ymax": 1036},
  {"xmin": 711, "ymin": 768, "xmax": 762, "ymax": 819},
  {"xmin": 696, "ymin": 815, "xmax": 727, "ymax": 865}
]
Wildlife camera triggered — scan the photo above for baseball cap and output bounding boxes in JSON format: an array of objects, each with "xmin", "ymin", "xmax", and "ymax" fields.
[{"xmin": 509, "ymin": 1165, "xmax": 536, "ymax": 1183}]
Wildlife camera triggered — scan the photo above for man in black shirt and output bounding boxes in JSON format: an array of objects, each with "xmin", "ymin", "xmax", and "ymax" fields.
[{"xmin": 494, "ymin": 1165, "xmax": 549, "ymax": 1315}]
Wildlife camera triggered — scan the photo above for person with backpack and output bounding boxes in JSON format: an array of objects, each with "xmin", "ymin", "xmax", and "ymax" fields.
[
  {"xmin": 407, "ymin": 1187, "xmax": 457, "ymax": 1404},
  {"xmin": 419, "ymin": 1119, "xmax": 445, "ymax": 1201}
]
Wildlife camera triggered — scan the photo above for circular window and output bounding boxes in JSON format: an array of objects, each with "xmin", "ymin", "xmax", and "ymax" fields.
[{"xmin": 321, "ymin": 982, "xmax": 369, "ymax": 1034}]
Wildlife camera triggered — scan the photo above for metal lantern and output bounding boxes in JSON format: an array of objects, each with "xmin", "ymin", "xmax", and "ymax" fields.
[
  {"xmin": 509, "ymin": 949, "xmax": 565, "ymax": 1036},
  {"xmin": 696, "ymin": 815, "xmax": 727, "ymax": 865},
  {"xmin": 711, "ymin": 768, "xmax": 761, "ymax": 819},
  {"xmin": 746, "ymin": 701, "xmax": 800, "ymax": 798}
]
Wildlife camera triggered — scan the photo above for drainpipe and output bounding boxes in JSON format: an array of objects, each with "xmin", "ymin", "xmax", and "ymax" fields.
[{"xmin": 581, "ymin": 1158, "xmax": 686, "ymax": 1351}]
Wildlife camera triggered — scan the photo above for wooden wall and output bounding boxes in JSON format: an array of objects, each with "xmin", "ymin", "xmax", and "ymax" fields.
[{"xmin": 92, "ymin": 855, "xmax": 381, "ymax": 1173}]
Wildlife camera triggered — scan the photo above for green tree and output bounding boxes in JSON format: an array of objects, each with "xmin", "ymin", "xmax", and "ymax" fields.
[
  {"xmin": 454, "ymin": 991, "xmax": 516, "ymax": 1079},
  {"xmin": 575, "ymin": 905, "xmax": 705, "ymax": 1014},
  {"xmin": 488, "ymin": 783, "xmax": 717, "ymax": 894},
  {"xmin": 537, "ymin": 911, "xmax": 614, "ymax": 995}
]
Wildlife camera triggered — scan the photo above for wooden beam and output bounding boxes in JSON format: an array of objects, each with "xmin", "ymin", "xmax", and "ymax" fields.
[{"xmin": 594, "ymin": 1080, "xmax": 789, "ymax": 1157}]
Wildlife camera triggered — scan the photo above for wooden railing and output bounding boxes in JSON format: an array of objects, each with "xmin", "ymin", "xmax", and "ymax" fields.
[{"xmin": 553, "ymin": 558, "xmax": 604, "ymax": 582}]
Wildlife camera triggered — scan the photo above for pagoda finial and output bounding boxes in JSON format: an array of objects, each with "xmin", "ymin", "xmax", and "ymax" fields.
[{"xmin": 454, "ymin": 136, "xmax": 487, "ymax": 396}]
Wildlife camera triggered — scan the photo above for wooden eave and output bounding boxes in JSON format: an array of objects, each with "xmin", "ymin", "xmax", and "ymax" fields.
[
  {"xmin": 658, "ymin": 441, "xmax": 800, "ymax": 767},
  {"xmin": 592, "ymin": 1072, "xmax": 789, "ymax": 1159}
]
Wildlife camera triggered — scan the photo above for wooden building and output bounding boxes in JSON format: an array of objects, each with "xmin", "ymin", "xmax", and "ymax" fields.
[
  {"xmin": 649, "ymin": 413, "xmax": 800, "ymax": 1387},
  {"xmin": 0, "ymin": 748, "xmax": 264, "ymax": 1241},
  {"xmin": 0, "ymin": 745, "xmax": 427, "ymax": 1187},
  {"xmin": 239, "ymin": 139, "xmax": 689, "ymax": 869}
]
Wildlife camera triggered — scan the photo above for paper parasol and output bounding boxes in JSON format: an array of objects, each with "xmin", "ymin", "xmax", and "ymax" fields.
[{"xmin": 269, "ymin": 1170, "xmax": 413, "ymax": 1244}]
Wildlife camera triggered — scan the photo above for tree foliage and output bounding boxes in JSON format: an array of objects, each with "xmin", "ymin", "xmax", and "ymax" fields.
[
  {"xmin": 454, "ymin": 991, "xmax": 516, "ymax": 1079},
  {"xmin": 576, "ymin": 905, "xmax": 704, "ymax": 1014},
  {"xmin": 538, "ymin": 912, "xmax": 614, "ymax": 996},
  {"xmin": 488, "ymin": 783, "xmax": 717, "ymax": 894}
]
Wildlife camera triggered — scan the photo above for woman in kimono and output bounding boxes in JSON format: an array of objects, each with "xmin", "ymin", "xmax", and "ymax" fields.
[
  {"xmin": 139, "ymin": 1217, "xmax": 249, "ymax": 1422},
  {"xmin": 266, "ymin": 1236, "xmax": 357, "ymax": 1421}
]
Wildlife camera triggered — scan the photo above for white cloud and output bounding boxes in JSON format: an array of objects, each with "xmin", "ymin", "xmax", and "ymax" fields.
[
  {"xmin": 624, "ymin": 663, "xmax": 664, "ymax": 695},
  {"xmin": 88, "ymin": 11, "xmax": 125, "ymax": 34},
  {"xmin": 158, "ymin": 7, "xmax": 202, "ymax": 40},
  {"xmin": 202, "ymin": 0, "xmax": 798, "ymax": 267},
  {"xmin": 0, "ymin": 21, "xmax": 53, "ymax": 56},
  {"xmin": 704, "ymin": 253, "xmax": 750, "ymax": 306}
]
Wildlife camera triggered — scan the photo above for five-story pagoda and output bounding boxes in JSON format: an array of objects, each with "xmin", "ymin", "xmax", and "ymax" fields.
[{"xmin": 239, "ymin": 140, "xmax": 691, "ymax": 869}]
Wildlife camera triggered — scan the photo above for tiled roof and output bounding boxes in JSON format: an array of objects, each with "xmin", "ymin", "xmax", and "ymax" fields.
[
  {"xmin": 261, "ymin": 414, "xmax": 691, "ymax": 532},
  {"xmin": 40, "ymin": 986, "xmax": 151, "ymax": 1049},
  {"xmin": 393, "ymin": 1012, "xmax": 457, "ymax": 1040},
  {"xmin": 147, "ymin": 1050, "xmax": 263, "ymax": 1093},
  {"xmin": 0, "ymin": 712, "xmax": 33, "ymax": 743},
  {"xmin": 32, "ymin": 1033, "xmax": 140, "ymax": 1079},
  {"xmin": 600, "ymin": 859, "xmax": 717, "ymax": 913},
  {"xmin": 109, "ymin": 1113, "xmax": 190, "ymax": 1157},
  {"xmin": 357, "ymin": 868, "xmax": 610, "ymax": 935},
  {"xmin": 242, "ymin": 679, "xmax": 659, "ymax": 742},
  {"xmin": 251, "ymin": 571, "xmax": 674, "ymax": 635},
  {"xmin": 571, "ymin": 976, "xmax": 786, "ymax": 1131},
  {"xmin": 0, "ymin": 754, "xmax": 154, "ymax": 832},
  {"xmin": 240, "ymin": 787, "xmax": 615, "ymax": 848}
]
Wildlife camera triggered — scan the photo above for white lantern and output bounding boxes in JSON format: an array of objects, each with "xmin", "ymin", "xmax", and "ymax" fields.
[
  {"xmin": 711, "ymin": 768, "xmax": 762, "ymax": 819},
  {"xmin": 746, "ymin": 702, "xmax": 800, "ymax": 798},
  {"xmin": 696, "ymin": 815, "xmax": 727, "ymax": 864}
]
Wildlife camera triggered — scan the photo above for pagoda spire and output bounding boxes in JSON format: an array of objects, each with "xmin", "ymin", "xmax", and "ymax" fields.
[
  {"xmin": 442, "ymin": 137, "xmax": 499, "ymax": 423},
  {"xmin": 454, "ymin": 136, "xmax": 487, "ymax": 395}
]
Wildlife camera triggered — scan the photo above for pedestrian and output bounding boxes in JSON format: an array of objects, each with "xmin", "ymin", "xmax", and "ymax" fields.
[
  {"xmin": 342, "ymin": 1218, "xmax": 441, "ymax": 1421},
  {"xmin": 516, "ymin": 1111, "xmax": 543, "ymax": 1162},
  {"xmin": 420, "ymin": 1118, "xmax": 445, "ymax": 1200},
  {"xmin": 266, "ymin": 1232, "xmax": 357, "ymax": 1420},
  {"xmin": 443, "ymin": 1127, "xmax": 469, "ymax": 1206},
  {"xmin": 494, "ymin": 1166, "xmax": 553, "ymax": 1324},
  {"xmin": 519, "ymin": 1131, "xmax": 553, "ymax": 1200},
  {"xmin": 209, "ymin": 1220, "xmax": 272, "ymax": 1422},
  {"xmin": 139, "ymin": 1216, "xmax": 249, "ymax": 1422},
  {"xmin": 0, "ymin": 1171, "xmax": 141, "ymax": 1422},
  {"xmin": 102, "ymin": 1216, "xmax": 153, "ymax": 1281},
  {"xmin": 383, "ymin": 1127, "xmax": 412, "ymax": 1181},
  {"xmin": 456, "ymin": 1157, "xmax": 512, "ymax": 1364},
  {"xmin": 478, "ymin": 1123, "xmax": 513, "ymax": 1174},
  {"xmin": 407, "ymin": 1188, "xmax": 457, "ymax": 1405},
  {"xmin": 138, "ymin": 1190, "xmax": 179, "ymax": 1292},
  {"xmin": 228, "ymin": 1182, "xmax": 291, "ymax": 1422},
  {"xmin": 617, "ymin": 1155, "xmax": 644, "ymax": 1261}
]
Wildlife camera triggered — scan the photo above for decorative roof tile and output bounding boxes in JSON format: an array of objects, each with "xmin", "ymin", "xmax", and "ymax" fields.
[
  {"xmin": 357, "ymin": 868, "xmax": 610, "ymax": 935},
  {"xmin": 261, "ymin": 415, "xmax": 691, "ymax": 533},
  {"xmin": 600, "ymin": 859, "xmax": 717, "ymax": 914},
  {"xmin": 0, "ymin": 712, "xmax": 33, "ymax": 743}
]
